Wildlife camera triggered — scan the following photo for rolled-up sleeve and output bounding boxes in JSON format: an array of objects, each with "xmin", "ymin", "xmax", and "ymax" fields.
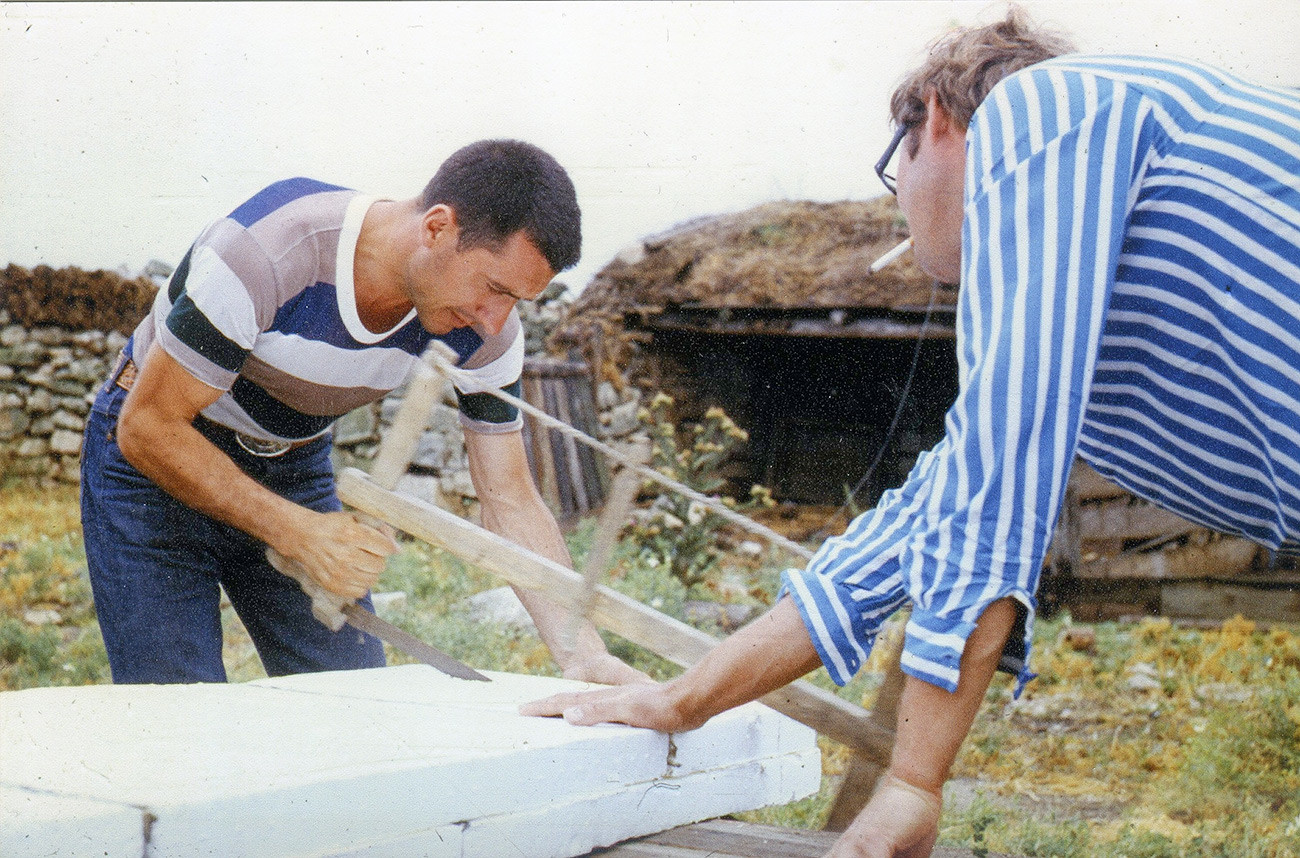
[{"xmin": 784, "ymin": 63, "xmax": 1149, "ymax": 694}]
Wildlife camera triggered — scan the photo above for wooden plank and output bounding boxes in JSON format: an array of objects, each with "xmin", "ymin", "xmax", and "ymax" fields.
[
  {"xmin": 589, "ymin": 844, "xmax": 699, "ymax": 857},
  {"xmin": 641, "ymin": 315, "xmax": 956, "ymax": 341},
  {"xmin": 1161, "ymin": 580, "xmax": 1300, "ymax": 624},
  {"xmin": 1067, "ymin": 460, "xmax": 1127, "ymax": 501},
  {"xmin": 632, "ymin": 819, "xmax": 836, "ymax": 857},
  {"xmin": 336, "ymin": 468, "xmax": 896, "ymax": 759},
  {"xmin": 1074, "ymin": 498, "xmax": 1196, "ymax": 543},
  {"xmin": 589, "ymin": 819, "xmax": 1025, "ymax": 858},
  {"xmin": 1077, "ymin": 536, "xmax": 1258, "ymax": 580}
]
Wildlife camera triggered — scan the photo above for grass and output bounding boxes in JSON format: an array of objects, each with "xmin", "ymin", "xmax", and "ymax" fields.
[
  {"xmin": 0, "ymin": 481, "xmax": 109, "ymax": 688},
  {"xmin": 3, "ymin": 479, "xmax": 1299, "ymax": 856}
]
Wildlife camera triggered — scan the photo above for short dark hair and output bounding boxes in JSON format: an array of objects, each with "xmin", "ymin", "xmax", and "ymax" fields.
[
  {"xmin": 890, "ymin": 6, "xmax": 1075, "ymax": 155},
  {"xmin": 421, "ymin": 139, "xmax": 582, "ymax": 273}
]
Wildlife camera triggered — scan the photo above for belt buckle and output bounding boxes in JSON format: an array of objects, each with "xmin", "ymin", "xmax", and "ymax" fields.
[{"xmin": 235, "ymin": 433, "xmax": 293, "ymax": 458}]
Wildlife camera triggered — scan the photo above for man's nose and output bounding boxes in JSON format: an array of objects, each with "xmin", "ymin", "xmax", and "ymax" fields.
[{"xmin": 477, "ymin": 295, "xmax": 515, "ymax": 336}]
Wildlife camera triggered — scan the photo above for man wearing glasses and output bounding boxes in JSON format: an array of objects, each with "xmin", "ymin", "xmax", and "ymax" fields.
[{"xmin": 526, "ymin": 8, "xmax": 1300, "ymax": 856}]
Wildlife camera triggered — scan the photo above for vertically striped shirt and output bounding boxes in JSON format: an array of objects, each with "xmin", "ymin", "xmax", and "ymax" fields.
[
  {"xmin": 784, "ymin": 55, "xmax": 1300, "ymax": 694},
  {"xmin": 129, "ymin": 178, "xmax": 525, "ymax": 443}
]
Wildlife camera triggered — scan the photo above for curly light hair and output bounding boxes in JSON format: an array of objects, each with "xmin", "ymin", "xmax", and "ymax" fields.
[{"xmin": 889, "ymin": 5, "xmax": 1076, "ymax": 151}]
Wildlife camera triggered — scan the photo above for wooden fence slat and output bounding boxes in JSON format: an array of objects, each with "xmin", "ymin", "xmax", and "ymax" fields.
[
  {"xmin": 522, "ymin": 373, "xmax": 559, "ymax": 511},
  {"xmin": 540, "ymin": 378, "xmax": 576, "ymax": 517},
  {"xmin": 522, "ymin": 358, "xmax": 608, "ymax": 521},
  {"xmin": 588, "ymin": 820, "xmax": 1027, "ymax": 858}
]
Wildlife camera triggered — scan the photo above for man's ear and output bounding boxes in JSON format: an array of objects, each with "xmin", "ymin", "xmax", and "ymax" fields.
[
  {"xmin": 924, "ymin": 91, "xmax": 965, "ymax": 142},
  {"xmin": 420, "ymin": 204, "xmax": 457, "ymax": 246}
]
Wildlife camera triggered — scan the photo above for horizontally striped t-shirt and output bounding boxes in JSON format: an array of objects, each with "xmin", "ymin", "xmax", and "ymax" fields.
[
  {"xmin": 784, "ymin": 55, "xmax": 1300, "ymax": 695},
  {"xmin": 129, "ymin": 178, "xmax": 525, "ymax": 443}
]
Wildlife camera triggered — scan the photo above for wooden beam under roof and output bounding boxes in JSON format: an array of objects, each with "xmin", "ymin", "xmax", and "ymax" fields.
[{"xmin": 629, "ymin": 306, "xmax": 956, "ymax": 341}]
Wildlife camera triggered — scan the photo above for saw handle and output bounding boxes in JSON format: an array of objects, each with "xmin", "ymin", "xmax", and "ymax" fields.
[{"xmin": 265, "ymin": 548, "xmax": 350, "ymax": 632}]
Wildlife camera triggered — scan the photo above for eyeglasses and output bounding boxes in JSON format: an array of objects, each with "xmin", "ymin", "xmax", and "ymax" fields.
[{"xmin": 875, "ymin": 123, "xmax": 911, "ymax": 196}]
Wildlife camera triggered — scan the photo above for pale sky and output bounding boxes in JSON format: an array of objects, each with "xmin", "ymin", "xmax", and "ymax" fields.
[{"xmin": 3, "ymin": 1, "xmax": 1297, "ymax": 292}]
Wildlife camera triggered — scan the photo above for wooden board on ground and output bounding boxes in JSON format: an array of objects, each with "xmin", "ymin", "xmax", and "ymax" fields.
[
  {"xmin": 1161, "ymin": 580, "xmax": 1300, "ymax": 624},
  {"xmin": 584, "ymin": 819, "xmax": 1025, "ymax": 858}
]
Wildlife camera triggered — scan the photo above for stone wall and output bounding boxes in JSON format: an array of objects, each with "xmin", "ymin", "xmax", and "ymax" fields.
[
  {"xmin": 0, "ymin": 267, "xmax": 644, "ymax": 508},
  {"xmin": 0, "ymin": 311, "xmax": 123, "ymax": 484}
]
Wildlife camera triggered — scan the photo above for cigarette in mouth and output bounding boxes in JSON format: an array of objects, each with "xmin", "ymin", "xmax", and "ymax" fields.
[{"xmin": 868, "ymin": 237, "xmax": 913, "ymax": 273}]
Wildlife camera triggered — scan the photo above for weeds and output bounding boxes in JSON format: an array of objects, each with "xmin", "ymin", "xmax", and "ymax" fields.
[
  {"xmin": 626, "ymin": 393, "xmax": 775, "ymax": 589},
  {"xmin": 0, "ymin": 483, "xmax": 110, "ymax": 690},
  {"xmin": 3, "ymin": 482, "xmax": 1300, "ymax": 857},
  {"xmin": 944, "ymin": 611, "xmax": 1300, "ymax": 857}
]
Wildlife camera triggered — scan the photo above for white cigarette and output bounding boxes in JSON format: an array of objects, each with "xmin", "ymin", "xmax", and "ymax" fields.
[{"xmin": 868, "ymin": 237, "xmax": 913, "ymax": 273}]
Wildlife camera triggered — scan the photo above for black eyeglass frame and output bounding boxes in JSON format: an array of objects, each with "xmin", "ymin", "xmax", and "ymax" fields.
[{"xmin": 875, "ymin": 123, "xmax": 912, "ymax": 196}]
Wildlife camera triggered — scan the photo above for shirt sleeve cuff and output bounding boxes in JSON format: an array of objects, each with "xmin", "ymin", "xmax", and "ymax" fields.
[
  {"xmin": 780, "ymin": 566, "xmax": 904, "ymax": 687},
  {"xmin": 903, "ymin": 594, "xmax": 1038, "ymax": 696}
]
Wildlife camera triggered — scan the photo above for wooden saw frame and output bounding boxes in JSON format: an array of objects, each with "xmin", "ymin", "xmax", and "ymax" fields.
[{"xmin": 349, "ymin": 347, "xmax": 908, "ymax": 828}]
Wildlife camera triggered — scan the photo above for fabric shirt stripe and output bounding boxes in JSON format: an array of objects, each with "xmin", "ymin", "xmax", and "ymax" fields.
[
  {"xmin": 783, "ymin": 54, "xmax": 1300, "ymax": 694},
  {"xmin": 131, "ymin": 181, "xmax": 525, "ymax": 443}
]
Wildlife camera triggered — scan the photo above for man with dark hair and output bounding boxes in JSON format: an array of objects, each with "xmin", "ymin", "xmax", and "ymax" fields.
[
  {"xmin": 82, "ymin": 139, "xmax": 642, "ymax": 688},
  {"xmin": 420, "ymin": 139, "xmax": 583, "ymax": 272},
  {"xmin": 524, "ymin": 8, "xmax": 1300, "ymax": 857}
]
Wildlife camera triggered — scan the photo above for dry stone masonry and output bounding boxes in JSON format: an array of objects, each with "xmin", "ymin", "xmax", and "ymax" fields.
[
  {"xmin": 0, "ymin": 312, "xmax": 123, "ymax": 484},
  {"xmin": 0, "ymin": 267, "xmax": 642, "ymax": 506}
]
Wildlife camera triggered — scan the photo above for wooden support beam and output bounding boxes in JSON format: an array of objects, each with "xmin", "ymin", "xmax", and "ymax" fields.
[
  {"xmin": 336, "ymin": 467, "xmax": 895, "ymax": 759},
  {"xmin": 823, "ymin": 629, "xmax": 907, "ymax": 831},
  {"xmin": 370, "ymin": 363, "xmax": 446, "ymax": 492},
  {"xmin": 1077, "ymin": 535, "xmax": 1258, "ymax": 580},
  {"xmin": 1161, "ymin": 581, "xmax": 1300, "ymax": 624}
]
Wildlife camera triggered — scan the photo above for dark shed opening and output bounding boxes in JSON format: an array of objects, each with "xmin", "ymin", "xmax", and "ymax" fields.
[
  {"xmin": 550, "ymin": 198, "xmax": 960, "ymax": 508},
  {"xmin": 629, "ymin": 306, "xmax": 958, "ymax": 506}
]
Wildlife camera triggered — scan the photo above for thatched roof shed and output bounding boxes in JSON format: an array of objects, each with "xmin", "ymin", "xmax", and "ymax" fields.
[
  {"xmin": 551, "ymin": 197, "xmax": 962, "ymax": 506},
  {"xmin": 553, "ymin": 197, "xmax": 956, "ymax": 381}
]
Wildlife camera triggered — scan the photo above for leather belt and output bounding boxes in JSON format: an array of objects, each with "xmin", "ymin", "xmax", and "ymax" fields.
[
  {"xmin": 110, "ymin": 352, "xmax": 320, "ymax": 458},
  {"xmin": 112, "ymin": 351, "xmax": 138, "ymax": 392}
]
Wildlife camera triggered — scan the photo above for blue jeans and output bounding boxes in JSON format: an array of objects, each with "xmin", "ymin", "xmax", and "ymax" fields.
[{"xmin": 80, "ymin": 380, "xmax": 384, "ymax": 684}]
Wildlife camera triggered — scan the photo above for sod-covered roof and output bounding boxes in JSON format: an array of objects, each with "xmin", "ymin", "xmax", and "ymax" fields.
[
  {"xmin": 566, "ymin": 196, "xmax": 949, "ymax": 316},
  {"xmin": 549, "ymin": 196, "xmax": 956, "ymax": 377}
]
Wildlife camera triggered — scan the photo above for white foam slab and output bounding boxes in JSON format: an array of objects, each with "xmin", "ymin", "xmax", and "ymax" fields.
[{"xmin": 0, "ymin": 665, "xmax": 819, "ymax": 857}]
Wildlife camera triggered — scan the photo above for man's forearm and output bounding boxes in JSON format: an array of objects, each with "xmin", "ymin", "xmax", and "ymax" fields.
[
  {"xmin": 663, "ymin": 596, "xmax": 824, "ymax": 730},
  {"xmin": 888, "ymin": 598, "xmax": 1017, "ymax": 794},
  {"xmin": 464, "ymin": 425, "xmax": 629, "ymax": 659},
  {"xmin": 116, "ymin": 343, "xmax": 394, "ymax": 599},
  {"xmin": 520, "ymin": 595, "xmax": 825, "ymax": 732},
  {"xmin": 474, "ymin": 480, "xmax": 587, "ymax": 652}
]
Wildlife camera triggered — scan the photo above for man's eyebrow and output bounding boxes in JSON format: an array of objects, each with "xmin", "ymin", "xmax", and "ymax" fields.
[{"xmin": 487, "ymin": 278, "xmax": 528, "ymax": 300}]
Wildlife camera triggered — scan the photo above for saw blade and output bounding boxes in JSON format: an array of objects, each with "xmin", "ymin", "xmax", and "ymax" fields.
[{"xmin": 341, "ymin": 603, "xmax": 490, "ymax": 682}]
